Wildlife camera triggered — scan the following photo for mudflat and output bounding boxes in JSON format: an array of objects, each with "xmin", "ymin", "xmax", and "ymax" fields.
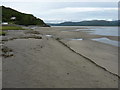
[{"xmin": 1, "ymin": 26, "xmax": 119, "ymax": 88}]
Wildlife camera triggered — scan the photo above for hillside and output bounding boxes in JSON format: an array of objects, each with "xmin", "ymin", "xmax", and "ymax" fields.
[
  {"xmin": 1, "ymin": 6, "xmax": 50, "ymax": 27},
  {"xmin": 48, "ymin": 20, "xmax": 119, "ymax": 26}
]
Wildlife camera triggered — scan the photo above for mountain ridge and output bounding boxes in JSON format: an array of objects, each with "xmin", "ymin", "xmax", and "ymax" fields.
[{"xmin": 48, "ymin": 20, "xmax": 119, "ymax": 26}]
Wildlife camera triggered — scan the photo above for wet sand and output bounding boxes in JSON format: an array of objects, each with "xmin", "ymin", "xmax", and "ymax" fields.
[{"xmin": 1, "ymin": 26, "xmax": 119, "ymax": 88}]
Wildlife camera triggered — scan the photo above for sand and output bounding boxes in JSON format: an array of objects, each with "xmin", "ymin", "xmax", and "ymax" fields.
[
  {"xmin": 64, "ymin": 39, "xmax": 118, "ymax": 75},
  {"xmin": 1, "ymin": 26, "xmax": 119, "ymax": 88}
]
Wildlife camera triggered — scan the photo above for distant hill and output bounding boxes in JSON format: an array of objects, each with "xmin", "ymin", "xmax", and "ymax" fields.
[
  {"xmin": 48, "ymin": 20, "xmax": 119, "ymax": 26},
  {"xmin": 1, "ymin": 6, "xmax": 50, "ymax": 27}
]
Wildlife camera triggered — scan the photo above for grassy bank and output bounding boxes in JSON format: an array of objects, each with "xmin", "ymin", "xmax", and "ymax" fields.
[
  {"xmin": 0, "ymin": 25, "xmax": 27, "ymax": 36},
  {"xmin": 0, "ymin": 25, "xmax": 25, "ymax": 30}
]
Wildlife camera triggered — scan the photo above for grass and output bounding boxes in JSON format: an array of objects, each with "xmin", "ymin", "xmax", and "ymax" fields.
[
  {"xmin": 0, "ymin": 25, "xmax": 26, "ymax": 35},
  {"xmin": 0, "ymin": 25, "xmax": 26, "ymax": 30}
]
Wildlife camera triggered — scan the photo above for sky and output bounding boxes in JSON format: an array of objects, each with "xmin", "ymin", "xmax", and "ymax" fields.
[{"xmin": 1, "ymin": 0, "xmax": 119, "ymax": 23}]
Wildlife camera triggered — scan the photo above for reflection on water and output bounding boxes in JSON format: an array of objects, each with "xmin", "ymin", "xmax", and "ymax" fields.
[
  {"xmin": 90, "ymin": 27, "xmax": 118, "ymax": 36},
  {"xmin": 66, "ymin": 37, "xmax": 119, "ymax": 47},
  {"xmin": 75, "ymin": 26, "xmax": 118, "ymax": 36},
  {"xmin": 65, "ymin": 38, "xmax": 83, "ymax": 41},
  {"xmin": 70, "ymin": 38, "xmax": 83, "ymax": 40},
  {"xmin": 70, "ymin": 26, "xmax": 119, "ymax": 47},
  {"xmin": 92, "ymin": 38, "xmax": 119, "ymax": 47},
  {"xmin": 45, "ymin": 35, "xmax": 52, "ymax": 37},
  {"xmin": 72, "ymin": 26, "xmax": 118, "ymax": 36}
]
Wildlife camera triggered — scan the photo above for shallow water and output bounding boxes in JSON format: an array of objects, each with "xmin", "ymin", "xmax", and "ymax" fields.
[
  {"xmin": 77, "ymin": 26, "xmax": 119, "ymax": 36},
  {"xmin": 90, "ymin": 27, "xmax": 119, "ymax": 36},
  {"xmin": 69, "ymin": 38, "xmax": 83, "ymax": 40},
  {"xmin": 72, "ymin": 26, "xmax": 119, "ymax": 47},
  {"xmin": 92, "ymin": 38, "xmax": 120, "ymax": 47},
  {"xmin": 67, "ymin": 37, "xmax": 119, "ymax": 47},
  {"xmin": 45, "ymin": 35, "xmax": 52, "ymax": 37},
  {"xmin": 60, "ymin": 26, "xmax": 119, "ymax": 36}
]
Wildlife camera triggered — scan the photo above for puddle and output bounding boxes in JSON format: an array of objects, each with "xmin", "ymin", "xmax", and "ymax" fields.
[
  {"xmin": 65, "ymin": 38, "xmax": 83, "ymax": 41},
  {"xmin": 0, "ymin": 43, "xmax": 3, "ymax": 46},
  {"xmin": 75, "ymin": 29, "xmax": 91, "ymax": 31},
  {"xmin": 62, "ymin": 29, "xmax": 92, "ymax": 32},
  {"xmin": 70, "ymin": 38, "xmax": 83, "ymax": 40},
  {"xmin": 92, "ymin": 38, "xmax": 119, "ymax": 47},
  {"xmin": 45, "ymin": 35, "xmax": 52, "ymax": 37}
]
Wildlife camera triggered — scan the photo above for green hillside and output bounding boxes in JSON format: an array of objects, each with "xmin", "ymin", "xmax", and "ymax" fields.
[{"xmin": 1, "ymin": 6, "xmax": 50, "ymax": 27}]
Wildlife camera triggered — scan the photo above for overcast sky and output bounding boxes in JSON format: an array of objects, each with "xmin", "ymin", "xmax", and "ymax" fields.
[{"xmin": 1, "ymin": 0, "xmax": 119, "ymax": 23}]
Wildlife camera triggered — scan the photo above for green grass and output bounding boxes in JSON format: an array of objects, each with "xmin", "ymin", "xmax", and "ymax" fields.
[{"xmin": 0, "ymin": 26, "xmax": 26, "ymax": 30}]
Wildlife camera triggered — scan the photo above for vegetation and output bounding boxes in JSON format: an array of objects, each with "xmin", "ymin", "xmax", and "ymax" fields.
[
  {"xmin": 1, "ymin": 25, "xmax": 25, "ymax": 30},
  {"xmin": 2, "ymin": 46, "xmax": 14, "ymax": 58},
  {"xmin": 0, "ymin": 25, "xmax": 26, "ymax": 35},
  {"xmin": 1, "ymin": 6, "xmax": 50, "ymax": 27}
]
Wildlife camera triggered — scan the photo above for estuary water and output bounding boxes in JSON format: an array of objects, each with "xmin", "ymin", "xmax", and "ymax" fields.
[
  {"xmin": 73, "ymin": 26, "xmax": 119, "ymax": 47},
  {"xmin": 88, "ymin": 26, "xmax": 119, "ymax": 36},
  {"xmin": 87, "ymin": 26, "xmax": 119, "ymax": 47}
]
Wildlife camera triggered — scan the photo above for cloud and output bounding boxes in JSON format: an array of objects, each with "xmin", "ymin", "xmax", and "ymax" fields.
[
  {"xmin": 37, "ymin": 7, "xmax": 117, "ymax": 23},
  {"xmin": 2, "ymin": 0, "xmax": 119, "ymax": 2},
  {"xmin": 42, "ymin": 7, "xmax": 118, "ymax": 14},
  {"xmin": 1, "ymin": 2, "xmax": 118, "ymax": 23}
]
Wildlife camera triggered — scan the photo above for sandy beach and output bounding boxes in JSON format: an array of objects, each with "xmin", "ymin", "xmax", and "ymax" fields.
[{"xmin": 1, "ymin": 26, "xmax": 119, "ymax": 88}]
